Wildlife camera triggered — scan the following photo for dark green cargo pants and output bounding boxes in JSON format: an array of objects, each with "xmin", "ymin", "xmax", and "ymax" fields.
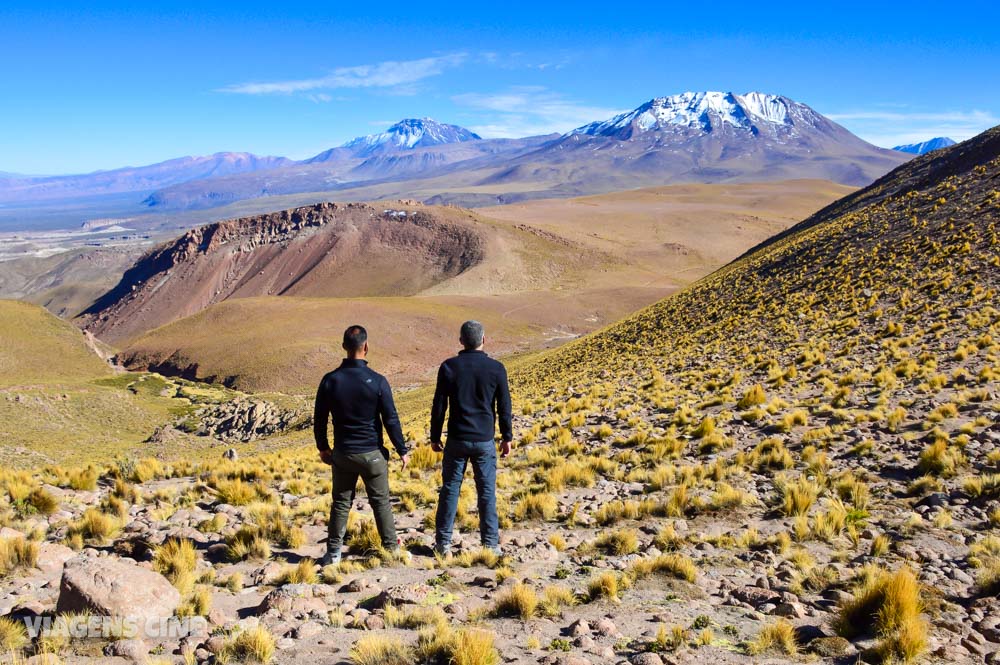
[{"xmin": 328, "ymin": 448, "xmax": 397, "ymax": 555}]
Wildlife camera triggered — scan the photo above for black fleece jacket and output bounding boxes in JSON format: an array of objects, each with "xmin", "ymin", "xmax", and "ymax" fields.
[
  {"xmin": 430, "ymin": 349, "xmax": 513, "ymax": 444},
  {"xmin": 313, "ymin": 359, "xmax": 407, "ymax": 457}
]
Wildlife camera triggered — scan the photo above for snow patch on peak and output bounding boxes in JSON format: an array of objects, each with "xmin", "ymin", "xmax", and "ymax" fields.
[
  {"xmin": 892, "ymin": 137, "xmax": 957, "ymax": 155},
  {"xmin": 572, "ymin": 91, "xmax": 809, "ymax": 139},
  {"xmin": 735, "ymin": 92, "xmax": 790, "ymax": 125},
  {"xmin": 343, "ymin": 118, "xmax": 481, "ymax": 153}
]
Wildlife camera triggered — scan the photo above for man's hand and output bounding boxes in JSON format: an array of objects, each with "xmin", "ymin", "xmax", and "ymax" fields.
[
  {"xmin": 431, "ymin": 440, "xmax": 444, "ymax": 453},
  {"xmin": 319, "ymin": 448, "xmax": 333, "ymax": 465},
  {"xmin": 401, "ymin": 453, "xmax": 411, "ymax": 471},
  {"xmin": 499, "ymin": 440, "xmax": 512, "ymax": 458}
]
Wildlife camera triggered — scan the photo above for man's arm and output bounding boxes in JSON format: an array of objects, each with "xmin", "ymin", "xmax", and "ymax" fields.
[
  {"xmin": 496, "ymin": 364, "xmax": 513, "ymax": 445},
  {"xmin": 429, "ymin": 363, "xmax": 449, "ymax": 445},
  {"xmin": 378, "ymin": 377, "xmax": 409, "ymax": 459},
  {"xmin": 313, "ymin": 377, "xmax": 333, "ymax": 461}
]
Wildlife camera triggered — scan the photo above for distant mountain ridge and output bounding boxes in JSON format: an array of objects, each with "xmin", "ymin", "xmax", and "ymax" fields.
[
  {"xmin": 893, "ymin": 137, "xmax": 957, "ymax": 154},
  {"xmin": 4, "ymin": 92, "xmax": 916, "ymax": 218},
  {"xmin": 0, "ymin": 152, "xmax": 293, "ymax": 203}
]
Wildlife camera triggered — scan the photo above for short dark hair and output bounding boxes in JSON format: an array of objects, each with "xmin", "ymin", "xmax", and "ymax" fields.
[
  {"xmin": 460, "ymin": 320, "xmax": 484, "ymax": 350},
  {"xmin": 343, "ymin": 325, "xmax": 367, "ymax": 353}
]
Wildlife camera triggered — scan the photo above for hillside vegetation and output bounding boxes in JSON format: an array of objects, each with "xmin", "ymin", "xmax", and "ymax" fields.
[
  {"xmin": 0, "ymin": 300, "xmax": 109, "ymax": 384},
  {"xmin": 0, "ymin": 130, "xmax": 996, "ymax": 664},
  {"xmin": 0, "ymin": 300, "xmax": 309, "ymax": 467}
]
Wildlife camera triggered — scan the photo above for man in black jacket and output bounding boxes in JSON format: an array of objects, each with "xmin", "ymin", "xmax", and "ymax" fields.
[
  {"xmin": 314, "ymin": 325, "xmax": 409, "ymax": 565},
  {"xmin": 430, "ymin": 320, "xmax": 512, "ymax": 555}
]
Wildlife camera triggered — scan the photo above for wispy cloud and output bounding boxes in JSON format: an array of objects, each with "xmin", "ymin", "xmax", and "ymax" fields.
[
  {"xmin": 452, "ymin": 86, "xmax": 624, "ymax": 138},
  {"xmin": 218, "ymin": 53, "xmax": 466, "ymax": 95},
  {"xmin": 825, "ymin": 109, "xmax": 999, "ymax": 148}
]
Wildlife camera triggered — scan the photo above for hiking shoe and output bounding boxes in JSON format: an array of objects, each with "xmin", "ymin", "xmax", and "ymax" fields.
[
  {"xmin": 320, "ymin": 550, "xmax": 341, "ymax": 566},
  {"xmin": 433, "ymin": 544, "xmax": 451, "ymax": 558}
]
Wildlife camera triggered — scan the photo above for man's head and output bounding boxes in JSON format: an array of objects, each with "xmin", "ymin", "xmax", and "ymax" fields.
[
  {"xmin": 343, "ymin": 325, "xmax": 368, "ymax": 358},
  {"xmin": 459, "ymin": 320, "xmax": 485, "ymax": 351}
]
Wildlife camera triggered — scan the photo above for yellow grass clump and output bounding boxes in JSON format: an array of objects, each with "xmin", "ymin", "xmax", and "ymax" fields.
[
  {"xmin": 152, "ymin": 539, "xmax": 199, "ymax": 594},
  {"xmin": 219, "ymin": 625, "xmax": 276, "ymax": 664},
  {"xmin": 349, "ymin": 635, "xmax": 411, "ymax": 665},
  {"xmin": 835, "ymin": 567, "xmax": 927, "ymax": 664},
  {"xmin": 492, "ymin": 582, "xmax": 538, "ymax": 620},
  {"xmin": 748, "ymin": 618, "xmax": 798, "ymax": 656}
]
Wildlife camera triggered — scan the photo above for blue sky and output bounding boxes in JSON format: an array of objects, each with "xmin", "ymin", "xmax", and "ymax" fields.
[{"xmin": 2, "ymin": 1, "xmax": 999, "ymax": 174}]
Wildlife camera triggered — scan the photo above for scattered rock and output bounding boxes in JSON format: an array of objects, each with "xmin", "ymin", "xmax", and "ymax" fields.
[
  {"xmin": 631, "ymin": 654, "xmax": 664, "ymax": 665},
  {"xmin": 257, "ymin": 585, "xmax": 328, "ymax": 615},
  {"xmin": 35, "ymin": 542, "xmax": 75, "ymax": 574},
  {"xmin": 808, "ymin": 636, "xmax": 852, "ymax": 657},
  {"xmin": 372, "ymin": 583, "xmax": 434, "ymax": 607},
  {"xmin": 593, "ymin": 617, "xmax": 619, "ymax": 637},
  {"xmin": 103, "ymin": 638, "xmax": 149, "ymax": 661}
]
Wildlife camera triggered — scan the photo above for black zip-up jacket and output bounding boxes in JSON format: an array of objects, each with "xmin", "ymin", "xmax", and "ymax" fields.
[
  {"xmin": 313, "ymin": 359, "xmax": 408, "ymax": 457},
  {"xmin": 430, "ymin": 349, "xmax": 513, "ymax": 444}
]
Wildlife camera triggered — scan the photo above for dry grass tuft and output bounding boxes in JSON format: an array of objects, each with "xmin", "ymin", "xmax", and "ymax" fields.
[
  {"xmin": 0, "ymin": 538, "xmax": 39, "ymax": 577},
  {"xmin": 513, "ymin": 492, "xmax": 558, "ymax": 521},
  {"xmin": 0, "ymin": 616, "xmax": 28, "ymax": 651},
  {"xmin": 587, "ymin": 571, "xmax": 623, "ymax": 602},
  {"xmin": 452, "ymin": 629, "xmax": 500, "ymax": 665},
  {"xmin": 627, "ymin": 553, "xmax": 698, "ymax": 583},
  {"xmin": 747, "ymin": 618, "xmax": 798, "ymax": 656},
  {"xmin": 152, "ymin": 539, "xmax": 198, "ymax": 594},
  {"xmin": 349, "ymin": 634, "xmax": 412, "ymax": 665},
  {"xmin": 492, "ymin": 582, "xmax": 538, "ymax": 619},
  {"xmin": 219, "ymin": 624, "xmax": 276, "ymax": 664},
  {"xmin": 594, "ymin": 528, "xmax": 639, "ymax": 555},
  {"xmin": 835, "ymin": 567, "xmax": 927, "ymax": 663}
]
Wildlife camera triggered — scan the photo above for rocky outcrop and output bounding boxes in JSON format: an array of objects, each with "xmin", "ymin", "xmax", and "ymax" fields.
[{"xmin": 183, "ymin": 398, "xmax": 305, "ymax": 443}]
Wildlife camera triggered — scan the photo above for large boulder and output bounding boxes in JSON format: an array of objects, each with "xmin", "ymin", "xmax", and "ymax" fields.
[{"xmin": 56, "ymin": 555, "xmax": 180, "ymax": 625}]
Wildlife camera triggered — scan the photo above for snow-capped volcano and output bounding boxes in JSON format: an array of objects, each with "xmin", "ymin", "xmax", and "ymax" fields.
[
  {"xmin": 573, "ymin": 91, "xmax": 825, "ymax": 139},
  {"xmin": 475, "ymin": 90, "xmax": 909, "ymax": 196},
  {"xmin": 341, "ymin": 118, "xmax": 481, "ymax": 157},
  {"xmin": 892, "ymin": 137, "xmax": 956, "ymax": 155}
]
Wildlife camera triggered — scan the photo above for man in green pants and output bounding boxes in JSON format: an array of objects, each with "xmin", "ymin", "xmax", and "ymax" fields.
[{"xmin": 314, "ymin": 325, "xmax": 410, "ymax": 565}]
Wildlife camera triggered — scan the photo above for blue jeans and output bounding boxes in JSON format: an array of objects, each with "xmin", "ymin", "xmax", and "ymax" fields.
[{"xmin": 435, "ymin": 439, "xmax": 498, "ymax": 549}]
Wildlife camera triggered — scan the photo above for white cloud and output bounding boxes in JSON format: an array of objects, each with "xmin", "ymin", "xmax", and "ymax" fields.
[
  {"xmin": 825, "ymin": 109, "xmax": 999, "ymax": 148},
  {"xmin": 452, "ymin": 87, "xmax": 624, "ymax": 138},
  {"xmin": 218, "ymin": 53, "xmax": 466, "ymax": 95}
]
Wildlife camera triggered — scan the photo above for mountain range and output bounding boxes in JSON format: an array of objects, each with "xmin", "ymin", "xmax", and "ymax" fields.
[
  {"xmin": 892, "ymin": 136, "xmax": 957, "ymax": 154},
  {"xmin": 1, "ymin": 93, "xmax": 912, "ymax": 221},
  {"xmin": 0, "ymin": 152, "xmax": 293, "ymax": 202}
]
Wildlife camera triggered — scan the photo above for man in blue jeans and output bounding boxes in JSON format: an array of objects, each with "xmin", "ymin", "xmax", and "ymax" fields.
[{"xmin": 430, "ymin": 320, "xmax": 513, "ymax": 556}]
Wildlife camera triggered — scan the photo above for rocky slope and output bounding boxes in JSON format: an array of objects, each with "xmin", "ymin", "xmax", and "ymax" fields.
[
  {"xmin": 76, "ymin": 202, "xmax": 487, "ymax": 344},
  {"xmin": 1, "ymin": 128, "xmax": 996, "ymax": 665}
]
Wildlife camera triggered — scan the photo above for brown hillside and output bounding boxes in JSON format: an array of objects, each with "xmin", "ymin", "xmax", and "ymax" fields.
[{"xmin": 77, "ymin": 203, "xmax": 489, "ymax": 344}]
